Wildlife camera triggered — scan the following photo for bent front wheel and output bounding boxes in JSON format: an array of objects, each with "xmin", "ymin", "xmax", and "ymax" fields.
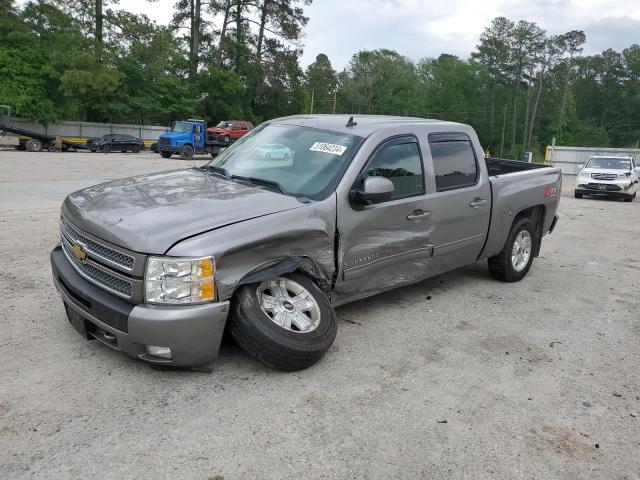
[{"xmin": 229, "ymin": 273, "xmax": 337, "ymax": 371}]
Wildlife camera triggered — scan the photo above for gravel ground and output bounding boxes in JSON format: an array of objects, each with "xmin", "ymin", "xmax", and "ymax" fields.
[{"xmin": 0, "ymin": 150, "xmax": 639, "ymax": 480}]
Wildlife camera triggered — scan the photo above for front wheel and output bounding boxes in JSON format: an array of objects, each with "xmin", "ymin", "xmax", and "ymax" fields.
[
  {"xmin": 574, "ymin": 191, "xmax": 583, "ymax": 198},
  {"xmin": 229, "ymin": 273, "xmax": 337, "ymax": 371},
  {"xmin": 181, "ymin": 145, "xmax": 194, "ymax": 159},
  {"xmin": 160, "ymin": 151, "xmax": 172, "ymax": 159},
  {"xmin": 624, "ymin": 193, "xmax": 635, "ymax": 202},
  {"xmin": 132, "ymin": 144, "xmax": 141, "ymax": 153},
  {"xmin": 488, "ymin": 216, "xmax": 536, "ymax": 282}
]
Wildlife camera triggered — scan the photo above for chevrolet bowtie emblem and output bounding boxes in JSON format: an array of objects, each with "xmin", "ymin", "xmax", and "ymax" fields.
[{"xmin": 72, "ymin": 244, "xmax": 87, "ymax": 262}]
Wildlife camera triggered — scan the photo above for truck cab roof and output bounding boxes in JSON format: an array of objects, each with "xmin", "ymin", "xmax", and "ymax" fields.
[{"xmin": 269, "ymin": 114, "xmax": 465, "ymax": 137}]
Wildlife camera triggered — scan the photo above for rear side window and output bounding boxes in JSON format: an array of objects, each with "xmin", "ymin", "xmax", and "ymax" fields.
[
  {"xmin": 365, "ymin": 139, "xmax": 425, "ymax": 200},
  {"xmin": 429, "ymin": 137, "xmax": 478, "ymax": 191}
]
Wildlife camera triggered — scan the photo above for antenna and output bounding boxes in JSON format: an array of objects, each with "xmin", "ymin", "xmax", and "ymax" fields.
[{"xmin": 346, "ymin": 116, "xmax": 357, "ymax": 128}]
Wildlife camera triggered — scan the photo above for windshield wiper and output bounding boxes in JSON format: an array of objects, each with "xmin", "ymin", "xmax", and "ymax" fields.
[
  {"xmin": 231, "ymin": 175, "xmax": 288, "ymax": 195},
  {"xmin": 200, "ymin": 164, "xmax": 231, "ymax": 178}
]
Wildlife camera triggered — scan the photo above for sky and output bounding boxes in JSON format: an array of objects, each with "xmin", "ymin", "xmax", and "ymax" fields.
[{"xmin": 114, "ymin": 0, "xmax": 640, "ymax": 69}]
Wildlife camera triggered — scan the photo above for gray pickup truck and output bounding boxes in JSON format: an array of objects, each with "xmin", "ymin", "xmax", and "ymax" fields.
[{"xmin": 51, "ymin": 115, "xmax": 561, "ymax": 371}]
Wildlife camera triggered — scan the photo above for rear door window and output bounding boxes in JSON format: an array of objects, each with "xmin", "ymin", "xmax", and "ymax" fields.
[{"xmin": 428, "ymin": 135, "xmax": 478, "ymax": 191}]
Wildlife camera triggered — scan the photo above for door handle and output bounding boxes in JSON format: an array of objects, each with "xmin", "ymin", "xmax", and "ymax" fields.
[
  {"xmin": 470, "ymin": 198, "xmax": 488, "ymax": 208},
  {"xmin": 407, "ymin": 209, "xmax": 432, "ymax": 220}
]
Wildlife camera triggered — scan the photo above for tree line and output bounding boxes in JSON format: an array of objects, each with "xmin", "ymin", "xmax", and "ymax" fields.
[{"xmin": 1, "ymin": 2, "xmax": 638, "ymax": 158}]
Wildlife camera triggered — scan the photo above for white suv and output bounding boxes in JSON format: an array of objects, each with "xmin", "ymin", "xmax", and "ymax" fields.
[{"xmin": 575, "ymin": 155, "xmax": 639, "ymax": 202}]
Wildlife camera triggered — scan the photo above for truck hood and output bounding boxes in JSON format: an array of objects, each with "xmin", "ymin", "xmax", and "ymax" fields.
[
  {"xmin": 62, "ymin": 169, "xmax": 304, "ymax": 254},
  {"xmin": 159, "ymin": 132, "xmax": 190, "ymax": 143}
]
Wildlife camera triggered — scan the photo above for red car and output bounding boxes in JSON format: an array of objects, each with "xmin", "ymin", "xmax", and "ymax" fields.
[{"xmin": 207, "ymin": 120, "xmax": 254, "ymax": 143}]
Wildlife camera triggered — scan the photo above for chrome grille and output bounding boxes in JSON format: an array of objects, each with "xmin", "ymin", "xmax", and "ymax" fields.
[
  {"xmin": 60, "ymin": 217, "xmax": 134, "ymax": 271},
  {"xmin": 61, "ymin": 237, "xmax": 133, "ymax": 298},
  {"xmin": 591, "ymin": 173, "xmax": 617, "ymax": 181},
  {"xmin": 585, "ymin": 183, "xmax": 621, "ymax": 191}
]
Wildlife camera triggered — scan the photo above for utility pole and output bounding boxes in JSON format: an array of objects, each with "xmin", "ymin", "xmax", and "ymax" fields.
[
  {"xmin": 310, "ymin": 91, "xmax": 315, "ymax": 115},
  {"xmin": 332, "ymin": 90, "xmax": 337, "ymax": 114},
  {"xmin": 499, "ymin": 104, "xmax": 507, "ymax": 158},
  {"xmin": 95, "ymin": 0, "xmax": 103, "ymax": 60}
]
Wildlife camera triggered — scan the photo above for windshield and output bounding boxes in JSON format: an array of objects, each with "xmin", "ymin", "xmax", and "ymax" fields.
[
  {"xmin": 585, "ymin": 157, "xmax": 631, "ymax": 170},
  {"xmin": 172, "ymin": 121, "xmax": 193, "ymax": 133},
  {"xmin": 205, "ymin": 123, "xmax": 364, "ymax": 199},
  {"xmin": 216, "ymin": 121, "xmax": 230, "ymax": 129}
]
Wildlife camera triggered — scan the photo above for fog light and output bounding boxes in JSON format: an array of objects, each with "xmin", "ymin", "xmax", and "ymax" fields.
[{"xmin": 145, "ymin": 345, "xmax": 172, "ymax": 359}]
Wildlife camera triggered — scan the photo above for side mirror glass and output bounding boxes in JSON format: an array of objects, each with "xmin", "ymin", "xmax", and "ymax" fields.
[{"xmin": 352, "ymin": 176, "xmax": 394, "ymax": 204}]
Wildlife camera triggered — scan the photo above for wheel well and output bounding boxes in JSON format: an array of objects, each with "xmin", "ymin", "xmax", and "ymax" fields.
[
  {"xmin": 513, "ymin": 205, "xmax": 546, "ymax": 257},
  {"xmin": 235, "ymin": 257, "xmax": 331, "ymax": 296}
]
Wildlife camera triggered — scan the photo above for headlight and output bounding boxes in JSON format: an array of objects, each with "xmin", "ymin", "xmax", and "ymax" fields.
[
  {"xmin": 145, "ymin": 256, "xmax": 215, "ymax": 304},
  {"xmin": 618, "ymin": 172, "xmax": 631, "ymax": 180}
]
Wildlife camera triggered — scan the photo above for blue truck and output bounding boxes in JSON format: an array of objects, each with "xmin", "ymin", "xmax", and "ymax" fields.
[{"xmin": 157, "ymin": 119, "xmax": 228, "ymax": 159}]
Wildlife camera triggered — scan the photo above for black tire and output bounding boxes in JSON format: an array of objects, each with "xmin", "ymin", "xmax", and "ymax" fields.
[
  {"xmin": 229, "ymin": 272, "xmax": 337, "ymax": 371},
  {"xmin": 26, "ymin": 139, "xmax": 43, "ymax": 152},
  {"xmin": 181, "ymin": 145, "xmax": 194, "ymax": 159},
  {"xmin": 488, "ymin": 216, "xmax": 536, "ymax": 282},
  {"xmin": 132, "ymin": 144, "xmax": 141, "ymax": 153},
  {"xmin": 574, "ymin": 191, "xmax": 582, "ymax": 198},
  {"xmin": 624, "ymin": 194, "xmax": 634, "ymax": 202},
  {"xmin": 223, "ymin": 135, "xmax": 230, "ymax": 143},
  {"xmin": 160, "ymin": 151, "xmax": 172, "ymax": 159}
]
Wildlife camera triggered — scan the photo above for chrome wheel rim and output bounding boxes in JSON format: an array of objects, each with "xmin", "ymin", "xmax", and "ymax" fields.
[
  {"xmin": 511, "ymin": 230, "xmax": 532, "ymax": 272},
  {"xmin": 257, "ymin": 278, "xmax": 321, "ymax": 333}
]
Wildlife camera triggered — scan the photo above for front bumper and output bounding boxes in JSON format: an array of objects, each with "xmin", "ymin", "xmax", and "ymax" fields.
[
  {"xmin": 575, "ymin": 179, "xmax": 635, "ymax": 197},
  {"xmin": 51, "ymin": 245, "xmax": 229, "ymax": 367},
  {"xmin": 159, "ymin": 145, "xmax": 183, "ymax": 154},
  {"xmin": 575, "ymin": 186, "xmax": 634, "ymax": 198}
]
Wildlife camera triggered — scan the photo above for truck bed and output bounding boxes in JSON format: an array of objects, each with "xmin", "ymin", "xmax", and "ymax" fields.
[
  {"xmin": 480, "ymin": 157, "xmax": 561, "ymax": 261},
  {"xmin": 485, "ymin": 157, "xmax": 548, "ymax": 176}
]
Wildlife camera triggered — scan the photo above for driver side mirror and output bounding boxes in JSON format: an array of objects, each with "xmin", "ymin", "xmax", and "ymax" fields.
[{"xmin": 352, "ymin": 177, "xmax": 394, "ymax": 204}]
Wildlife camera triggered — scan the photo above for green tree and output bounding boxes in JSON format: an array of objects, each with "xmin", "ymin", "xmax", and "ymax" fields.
[
  {"xmin": 0, "ymin": 1, "xmax": 59, "ymax": 124},
  {"xmin": 305, "ymin": 54, "xmax": 337, "ymax": 113}
]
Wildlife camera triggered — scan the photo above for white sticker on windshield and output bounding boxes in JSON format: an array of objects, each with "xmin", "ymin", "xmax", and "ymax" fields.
[{"xmin": 310, "ymin": 142, "xmax": 347, "ymax": 156}]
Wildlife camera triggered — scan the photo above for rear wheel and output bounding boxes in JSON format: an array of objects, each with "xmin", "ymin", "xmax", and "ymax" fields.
[
  {"xmin": 488, "ymin": 216, "xmax": 536, "ymax": 282},
  {"xmin": 181, "ymin": 145, "xmax": 194, "ymax": 159},
  {"xmin": 25, "ymin": 139, "xmax": 43, "ymax": 152},
  {"xmin": 229, "ymin": 273, "xmax": 337, "ymax": 371},
  {"xmin": 132, "ymin": 144, "xmax": 141, "ymax": 153},
  {"xmin": 160, "ymin": 151, "xmax": 172, "ymax": 159},
  {"xmin": 574, "ymin": 191, "xmax": 583, "ymax": 198}
]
